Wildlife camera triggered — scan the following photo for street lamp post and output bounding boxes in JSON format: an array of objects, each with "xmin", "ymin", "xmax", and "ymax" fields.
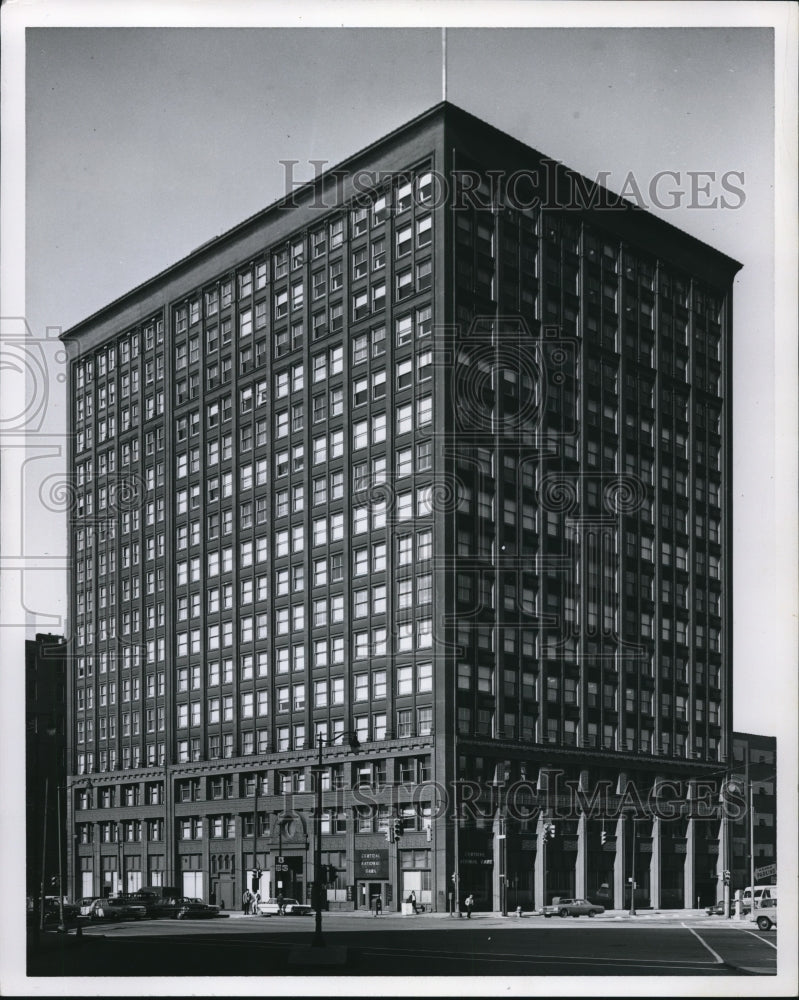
[
  {"xmin": 312, "ymin": 731, "xmax": 359, "ymax": 948},
  {"xmin": 38, "ymin": 778, "xmax": 50, "ymax": 933}
]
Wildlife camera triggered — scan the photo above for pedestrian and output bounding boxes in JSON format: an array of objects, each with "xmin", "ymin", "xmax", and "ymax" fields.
[
  {"xmin": 465, "ymin": 893, "xmax": 474, "ymax": 919},
  {"xmin": 409, "ymin": 890, "xmax": 417, "ymax": 914},
  {"xmin": 242, "ymin": 888, "xmax": 251, "ymax": 915},
  {"xmin": 252, "ymin": 889, "xmax": 261, "ymax": 915},
  {"xmin": 277, "ymin": 891, "xmax": 284, "ymax": 916},
  {"xmin": 373, "ymin": 896, "xmax": 382, "ymax": 917}
]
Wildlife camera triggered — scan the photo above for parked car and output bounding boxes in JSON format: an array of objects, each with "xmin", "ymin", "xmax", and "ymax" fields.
[
  {"xmin": 145, "ymin": 897, "xmax": 185, "ymax": 919},
  {"xmin": 543, "ymin": 898, "xmax": 605, "ymax": 918},
  {"xmin": 129, "ymin": 889, "xmax": 179, "ymax": 917},
  {"xmin": 75, "ymin": 897, "xmax": 117, "ymax": 921},
  {"xmin": 95, "ymin": 897, "xmax": 147, "ymax": 920},
  {"xmin": 173, "ymin": 898, "xmax": 223, "ymax": 920},
  {"xmin": 705, "ymin": 899, "xmax": 733, "ymax": 917},
  {"xmin": 257, "ymin": 897, "xmax": 313, "ymax": 916},
  {"xmin": 755, "ymin": 898, "xmax": 777, "ymax": 931},
  {"xmin": 40, "ymin": 897, "xmax": 81, "ymax": 925}
]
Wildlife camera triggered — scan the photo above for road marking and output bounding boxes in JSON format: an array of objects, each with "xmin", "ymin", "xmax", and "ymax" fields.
[
  {"xmin": 360, "ymin": 945, "xmax": 719, "ymax": 971},
  {"xmin": 681, "ymin": 923, "xmax": 724, "ymax": 963},
  {"xmin": 742, "ymin": 928, "xmax": 778, "ymax": 950}
]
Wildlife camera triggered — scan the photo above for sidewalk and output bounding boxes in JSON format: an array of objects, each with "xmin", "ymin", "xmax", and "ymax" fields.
[{"xmin": 226, "ymin": 906, "xmax": 740, "ymax": 922}]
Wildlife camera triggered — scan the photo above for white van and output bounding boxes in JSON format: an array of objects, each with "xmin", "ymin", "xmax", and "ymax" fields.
[{"xmin": 741, "ymin": 885, "xmax": 777, "ymax": 911}]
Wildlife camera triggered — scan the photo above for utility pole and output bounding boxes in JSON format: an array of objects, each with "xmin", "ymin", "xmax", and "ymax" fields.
[
  {"xmin": 56, "ymin": 786, "xmax": 66, "ymax": 932},
  {"xmin": 748, "ymin": 771, "xmax": 755, "ymax": 922},
  {"xmin": 39, "ymin": 778, "xmax": 49, "ymax": 932}
]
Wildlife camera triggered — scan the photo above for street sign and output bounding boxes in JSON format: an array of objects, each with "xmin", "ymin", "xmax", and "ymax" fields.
[{"xmin": 754, "ymin": 863, "xmax": 777, "ymax": 879}]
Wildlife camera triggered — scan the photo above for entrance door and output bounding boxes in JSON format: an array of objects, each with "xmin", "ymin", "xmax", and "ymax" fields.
[
  {"xmin": 81, "ymin": 871, "xmax": 94, "ymax": 898},
  {"xmin": 368, "ymin": 882, "xmax": 383, "ymax": 910},
  {"xmin": 210, "ymin": 874, "xmax": 235, "ymax": 910},
  {"xmin": 358, "ymin": 881, "xmax": 383, "ymax": 909}
]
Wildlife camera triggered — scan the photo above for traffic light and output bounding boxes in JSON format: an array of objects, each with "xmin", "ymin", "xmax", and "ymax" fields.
[
  {"xmin": 393, "ymin": 818, "xmax": 403, "ymax": 840},
  {"xmin": 723, "ymin": 870, "xmax": 731, "ymax": 886},
  {"xmin": 386, "ymin": 823, "xmax": 394, "ymax": 843},
  {"xmin": 425, "ymin": 824, "xmax": 433, "ymax": 842},
  {"xmin": 548, "ymin": 823, "xmax": 557, "ymax": 839},
  {"xmin": 600, "ymin": 828, "xmax": 607, "ymax": 846}
]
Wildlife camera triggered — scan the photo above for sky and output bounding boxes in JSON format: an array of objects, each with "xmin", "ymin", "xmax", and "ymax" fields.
[{"xmin": 1, "ymin": 3, "xmax": 797, "ymax": 997}]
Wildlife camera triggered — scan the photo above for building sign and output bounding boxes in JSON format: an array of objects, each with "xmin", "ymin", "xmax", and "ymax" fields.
[
  {"xmin": 754, "ymin": 864, "xmax": 777, "ymax": 880},
  {"xmin": 563, "ymin": 839, "xmax": 579, "ymax": 851},
  {"xmin": 462, "ymin": 849, "xmax": 492, "ymax": 866},
  {"xmin": 355, "ymin": 849, "xmax": 388, "ymax": 879}
]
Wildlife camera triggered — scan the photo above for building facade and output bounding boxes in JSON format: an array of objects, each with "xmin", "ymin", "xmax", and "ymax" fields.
[
  {"xmin": 729, "ymin": 732, "xmax": 777, "ymax": 894},
  {"xmin": 63, "ymin": 103, "xmax": 739, "ymax": 912},
  {"xmin": 26, "ymin": 633, "xmax": 68, "ymax": 904}
]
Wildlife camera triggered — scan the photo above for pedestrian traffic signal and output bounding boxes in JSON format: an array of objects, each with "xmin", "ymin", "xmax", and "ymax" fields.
[{"xmin": 723, "ymin": 870, "xmax": 730, "ymax": 886}]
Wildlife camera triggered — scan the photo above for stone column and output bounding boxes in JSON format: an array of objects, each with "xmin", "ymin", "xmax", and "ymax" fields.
[
  {"xmin": 613, "ymin": 811, "xmax": 626, "ymax": 909},
  {"xmin": 684, "ymin": 813, "xmax": 697, "ymax": 910},
  {"xmin": 574, "ymin": 768, "xmax": 590, "ymax": 898},
  {"xmin": 533, "ymin": 813, "xmax": 546, "ymax": 910},
  {"xmin": 613, "ymin": 771, "xmax": 628, "ymax": 909},
  {"xmin": 650, "ymin": 814, "xmax": 662, "ymax": 908}
]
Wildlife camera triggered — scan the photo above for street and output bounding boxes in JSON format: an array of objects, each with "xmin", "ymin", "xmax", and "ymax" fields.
[{"xmin": 26, "ymin": 910, "xmax": 778, "ymax": 979}]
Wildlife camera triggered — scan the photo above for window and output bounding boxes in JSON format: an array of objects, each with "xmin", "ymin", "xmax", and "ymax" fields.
[
  {"xmin": 372, "ymin": 195, "xmax": 387, "ymax": 227},
  {"xmin": 416, "ymin": 215, "xmax": 432, "ymax": 248},
  {"xmin": 353, "ymin": 248, "xmax": 367, "ymax": 280},
  {"xmin": 396, "ymin": 314, "xmax": 412, "ymax": 346}
]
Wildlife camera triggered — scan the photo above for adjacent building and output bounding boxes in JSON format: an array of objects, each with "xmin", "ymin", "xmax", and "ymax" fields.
[
  {"xmin": 26, "ymin": 633, "xmax": 68, "ymax": 904},
  {"xmin": 63, "ymin": 102, "xmax": 740, "ymax": 912},
  {"xmin": 729, "ymin": 732, "xmax": 777, "ymax": 894}
]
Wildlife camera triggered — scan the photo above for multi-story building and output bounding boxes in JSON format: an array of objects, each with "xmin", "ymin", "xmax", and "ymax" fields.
[
  {"xmin": 63, "ymin": 102, "xmax": 740, "ymax": 912},
  {"xmin": 26, "ymin": 633, "xmax": 68, "ymax": 904},
  {"xmin": 729, "ymin": 732, "xmax": 777, "ymax": 894}
]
